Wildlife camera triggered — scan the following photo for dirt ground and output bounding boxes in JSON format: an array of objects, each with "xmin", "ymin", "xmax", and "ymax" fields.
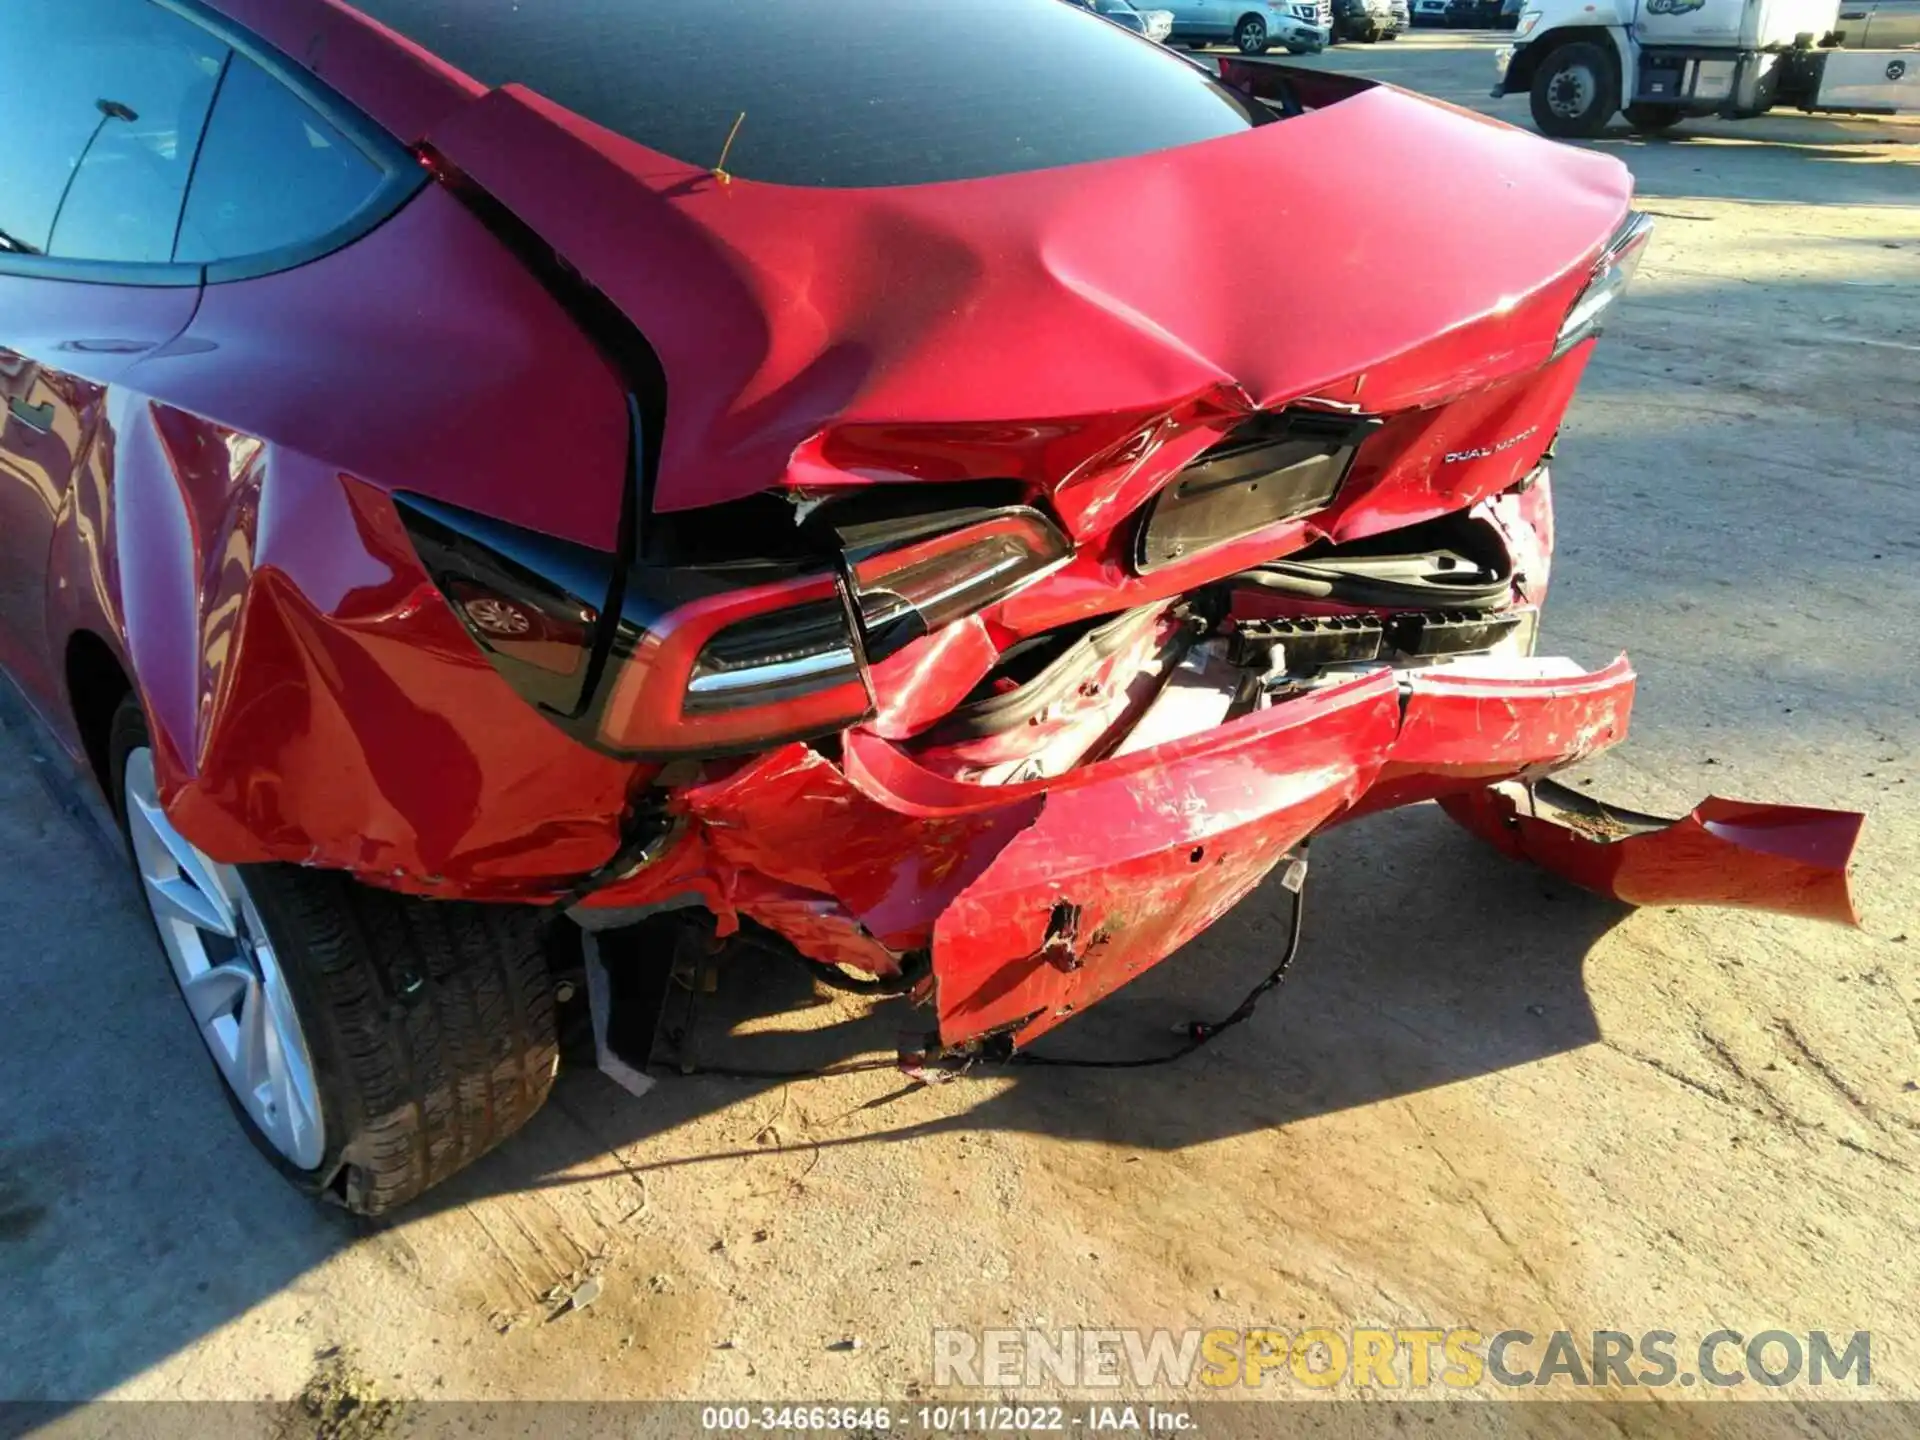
[{"xmin": 3, "ymin": 29, "xmax": 1918, "ymax": 1430}]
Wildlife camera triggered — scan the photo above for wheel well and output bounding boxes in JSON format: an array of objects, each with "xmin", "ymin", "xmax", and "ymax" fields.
[
  {"xmin": 1236, "ymin": 10, "xmax": 1268, "ymax": 30},
  {"xmin": 1507, "ymin": 26, "xmax": 1617, "ymax": 91},
  {"xmin": 65, "ymin": 631, "xmax": 132, "ymax": 796}
]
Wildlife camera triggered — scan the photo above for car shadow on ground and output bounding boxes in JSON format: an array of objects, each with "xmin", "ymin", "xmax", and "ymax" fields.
[
  {"xmin": 0, "ymin": 674, "xmax": 1629, "ymax": 1404},
  {"xmin": 417, "ymin": 799, "xmax": 1630, "ymax": 1204}
]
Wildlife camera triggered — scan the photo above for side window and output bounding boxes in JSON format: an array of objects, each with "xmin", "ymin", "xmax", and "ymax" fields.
[
  {"xmin": 0, "ymin": 0, "xmax": 228, "ymax": 262},
  {"xmin": 173, "ymin": 56, "xmax": 386, "ymax": 265}
]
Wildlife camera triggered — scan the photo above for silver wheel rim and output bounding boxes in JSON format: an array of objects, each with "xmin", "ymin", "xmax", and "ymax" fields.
[
  {"xmin": 125, "ymin": 748, "xmax": 325, "ymax": 1170},
  {"xmin": 1548, "ymin": 63, "xmax": 1596, "ymax": 118},
  {"xmin": 1240, "ymin": 20, "xmax": 1263, "ymax": 46}
]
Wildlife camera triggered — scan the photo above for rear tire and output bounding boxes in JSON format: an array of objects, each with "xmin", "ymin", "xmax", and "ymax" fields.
[
  {"xmin": 1235, "ymin": 14, "xmax": 1271, "ymax": 51},
  {"xmin": 1624, "ymin": 102, "xmax": 1685, "ymax": 134},
  {"xmin": 110, "ymin": 698, "xmax": 559, "ymax": 1215},
  {"xmin": 1529, "ymin": 39, "xmax": 1620, "ymax": 139}
]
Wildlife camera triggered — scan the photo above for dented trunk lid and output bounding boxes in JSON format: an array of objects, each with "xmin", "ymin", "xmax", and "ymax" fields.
[{"xmin": 422, "ymin": 76, "xmax": 1633, "ymax": 520}]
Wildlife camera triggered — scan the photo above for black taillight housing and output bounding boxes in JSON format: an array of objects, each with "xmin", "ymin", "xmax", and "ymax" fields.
[
  {"xmin": 393, "ymin": 495, "xmax": 616, "ymax": 716},
  {"xmin": 397, "ymin": 493, "xmax": 1072, "ymax": 759}
]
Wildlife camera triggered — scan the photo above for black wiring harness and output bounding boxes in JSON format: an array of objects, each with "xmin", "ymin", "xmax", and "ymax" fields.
[{"xmin": 650, "ymin": 847, "xmax": 1311, "ymax": 1081}]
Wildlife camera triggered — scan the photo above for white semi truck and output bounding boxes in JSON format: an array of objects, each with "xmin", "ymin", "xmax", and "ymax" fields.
[{"xmin": 1492, "ymin": 0, "xmax": 1919, "ymax": 135}]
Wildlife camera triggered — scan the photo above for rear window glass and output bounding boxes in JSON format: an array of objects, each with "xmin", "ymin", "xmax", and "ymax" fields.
[
  {"xmin": 346, "ymin": 0, "xmax": 1270, "ymax": 187},
  {"xmin": 175, "ymin": 55, "xmax": 386, "ymax": 262}
]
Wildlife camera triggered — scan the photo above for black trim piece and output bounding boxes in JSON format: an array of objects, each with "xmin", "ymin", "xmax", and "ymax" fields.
[
  {"xmin": 572, "ymin": 395, "xmax": 644, "ymax": 722},
  {"xmin": 0, "ymin": 255, "xmax": 205, "ymax": 288},
  {"xmin": 1382, "ymin": 609, "xmax": 1523, "ymax": 657},
  {"xmin": 170, "ymin": 51, "xmax": 236, "ymax": 266},
  {"xmin": 920, "ymin": 604, "xmax": 1169, "ymax": 744},
  {"xmin": 393, "ymin": 492, "xmax": 618, "ymax": 719},
  {"xmin": 803, "ymin": 480, "xmax": 1034, "ymax": 561},
  {"xmin": 1232, "ymin": 512, "xmax": 1516, "ymax": 612},
  {"xmin": 1133, "ymin": 409, "xmax": 1383, "ymax": 575},
  {"xmin": 415, "ymin": 145, "xmax": 670, "ymax": 563}
]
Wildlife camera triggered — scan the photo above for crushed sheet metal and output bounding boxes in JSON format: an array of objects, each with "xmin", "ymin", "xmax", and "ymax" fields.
[
  {"xmin": 727, "ymin": 873, "xmax": 908, "ymax": 978},
  {"xmin": 842, "ymin": 667, "xmax": 1406, "ymax": 819},
  {"xmin": 1340, "ymin": 655, "xmax": 1635, "ymax": 819},
  {"xmin": 928, "ymin": 675, "xmax": 1406, "ymax": 1045},
  {"xmin": 673, "ymin": 744, "xmax": 1041, "ymax": 952},
  {"xmin": 1440, "ymin": 780, "xmax": 1865, "ymax": 926}
]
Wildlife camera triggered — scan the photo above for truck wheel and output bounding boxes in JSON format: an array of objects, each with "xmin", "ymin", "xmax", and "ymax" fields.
[
  {"xmin": 110, "ymin": 698, "xmax": 559, "ymax": 1215},
  {"xmin": 1235, "ymin": 14, "xmax": 1271, "ymax": 51},
  {"xmin": 1530, "ymin": 40, "xmax": 1620, "ymax": 138},
  {"xmin": 1624, "ymin": 102, "xmax": 1685, "ymax": 134}
]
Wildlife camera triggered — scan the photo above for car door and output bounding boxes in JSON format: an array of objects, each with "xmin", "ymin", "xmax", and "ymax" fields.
[
  {"xmin": 0, "ymin": 0, "xmax": 221, "ymax": 704},
  {"xmin": 1866, "ymin": 0, "xmax": 1920, "ymax": 43},
  {"xmin": 1837, "ymin": 0, "xmax": 1873, "ymax": 43},
  {"xmin": 1162, "ymin": 0, "xmax": 1221, "ymax": 39}
]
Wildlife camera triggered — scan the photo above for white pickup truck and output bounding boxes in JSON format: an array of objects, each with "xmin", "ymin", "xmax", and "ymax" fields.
[{"xmin": 1492, "ymin": 0, "xmax": 1919, "ymax": 134}]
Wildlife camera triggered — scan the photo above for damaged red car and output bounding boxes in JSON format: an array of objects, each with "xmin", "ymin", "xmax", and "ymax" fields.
[{"xmin": 0, "ymin": 0, "xmax": 1862, "ymax": 1213}]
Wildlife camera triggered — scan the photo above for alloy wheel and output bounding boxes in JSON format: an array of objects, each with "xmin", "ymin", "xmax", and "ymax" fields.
[{"xmin": 124, "ymin": 748, "xmax": 326, "ymax": 1170}]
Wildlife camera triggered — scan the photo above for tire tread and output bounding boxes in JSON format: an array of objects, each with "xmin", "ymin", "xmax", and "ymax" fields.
[{"xmin": 244, "ymin": 864, "xmax": 558, "ymax": 1215}]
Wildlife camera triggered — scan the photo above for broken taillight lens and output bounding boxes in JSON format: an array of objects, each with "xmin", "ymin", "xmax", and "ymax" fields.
[
  {"xmin": 851, "ymin": 508, "xmax": 1072, "ymax": 664},
  {"xmin": 1553, "ymin": 211, "xmax": 1654, "ymax": 359}
]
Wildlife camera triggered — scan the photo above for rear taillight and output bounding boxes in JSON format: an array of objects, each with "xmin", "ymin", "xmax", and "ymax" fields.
[
  {"xmin": 399, "ymin": 495, "xmax": 1072, "ymax": 759},
  {"xmin": 598, "ymin": 569, "xmax": 872, "ymax": 755},
  {"xmin": 851, "ymin": 508, "xmax": 1071, "ymax": 665},
  {"xmin": 1553, "ymin": 212, "xmax": 1653, "ymax": 359},
  {"xmin": 393, "ymin": 494, "xmax": 616, "ymax": 717}
]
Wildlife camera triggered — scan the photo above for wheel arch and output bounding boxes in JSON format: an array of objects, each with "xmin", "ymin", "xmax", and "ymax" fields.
[
  {"xmin": 1507, "ymin": 25, "xmax": 1625, "ymax": 92},
  {"xmin": 65, "ymin": 629, "xmax": 134, "ymax": 800}
]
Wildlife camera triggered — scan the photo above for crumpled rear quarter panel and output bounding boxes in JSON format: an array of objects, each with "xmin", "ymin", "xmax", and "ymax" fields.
[{"xmin": 151, "ymin": 456, "xmax": 641, "ymax": 895}]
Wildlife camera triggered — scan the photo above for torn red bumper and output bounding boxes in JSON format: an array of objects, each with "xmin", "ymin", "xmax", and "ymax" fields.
[
  {"xmin": 907, "ymin": 657, "xmax": 1634, "ymax": 1046},
  {"xmin": 1441, "ymin": 781, "xmax": 1864, "ymax": 927},
  {"xmin": 598, "ymin": 654, "xmax": 1640, "ymax": 1049}
]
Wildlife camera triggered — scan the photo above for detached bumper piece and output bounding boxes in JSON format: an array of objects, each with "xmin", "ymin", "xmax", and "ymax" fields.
[{"xmin": 1441, "ymin": 780, "xmax": 1864, "ymax": 927}]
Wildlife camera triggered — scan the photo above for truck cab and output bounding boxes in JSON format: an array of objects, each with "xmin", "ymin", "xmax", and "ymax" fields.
[{"xmin": 1494, "ymin": 0, "xmax": 1919, "ymax": 135}]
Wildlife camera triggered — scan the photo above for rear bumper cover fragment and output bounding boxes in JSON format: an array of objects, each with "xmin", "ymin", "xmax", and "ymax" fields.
[{"xmin": 1440, "ymin": 780, "xmax": 1864, "ymax": 927}]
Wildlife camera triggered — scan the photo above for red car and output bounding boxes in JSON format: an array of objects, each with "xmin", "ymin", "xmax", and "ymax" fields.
[{"xmin": 0, "ymin": 0, "xmax": 1861, "ymax": 1214}]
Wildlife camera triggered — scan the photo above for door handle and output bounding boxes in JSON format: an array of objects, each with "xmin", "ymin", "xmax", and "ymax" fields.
[
  {"xmin": 6, "ymin": 395, "xmax": 54, "ymax": 435},
  {"xmin": 1839, "ymin": 9, "xmax": 1867, "ymax": 16}
]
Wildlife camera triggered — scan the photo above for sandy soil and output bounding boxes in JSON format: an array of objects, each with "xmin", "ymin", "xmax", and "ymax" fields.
[{"xmin": 3, "ymin": 30, "xmax": 1917, "ymax": 1432}]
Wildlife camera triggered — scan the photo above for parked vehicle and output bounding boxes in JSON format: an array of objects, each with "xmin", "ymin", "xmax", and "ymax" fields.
[
  {"xmin": 1411, "ymin": 0, "xmax": 1452, "ymax": 23},
  {"xmin": 1161, "ymin": 0, "xmax": 1334, "ymax": 51},
  {"xmin": 1837, "ymin": 0, "xmax": 1920, "ymax": 45},
  {"xmin": 1, "ymin": 0, "xmax": 1862, "ymax": 1215},
  {"xmin": 1449, "ymin": 0, "xmax": 1504, "ymax": 23},
  {"xmin": 1332, "ymin": 0, "xmax": 1407, "ymax": 40},
  {"xmin": 1068, "ymin": 0, "xmax": 1177, "ymax": 40},
  {"xmin": 1495, "ymin": 0, "xmax": 1919, "ymax": 136},
  {"xmin": 1498, "ymin": 0, "xmax": 1524, "ymax": 28}
]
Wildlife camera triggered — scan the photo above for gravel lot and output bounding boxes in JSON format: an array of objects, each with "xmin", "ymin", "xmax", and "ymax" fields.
[{"xmin": 4, "ymin": 28, "xmax": 1917, "ymax": 1429}]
